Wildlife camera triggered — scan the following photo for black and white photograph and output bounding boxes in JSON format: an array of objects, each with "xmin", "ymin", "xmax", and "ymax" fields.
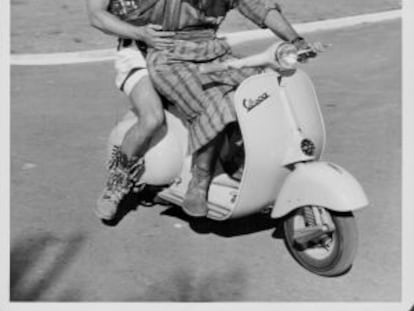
[{"xmin": 1, "ymin": 0, "xmax": 413, "ymax": 309}]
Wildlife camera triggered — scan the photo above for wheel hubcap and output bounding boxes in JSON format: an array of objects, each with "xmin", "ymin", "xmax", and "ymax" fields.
[{"xmin": 292, "ymin": 210, "xmax": 337, "ymax": 260}]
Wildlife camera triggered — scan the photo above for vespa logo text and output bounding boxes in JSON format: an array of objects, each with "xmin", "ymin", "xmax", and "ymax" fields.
[{"xmin": 243, "ymin": 92, "xmax": 270, "ymax": 112}]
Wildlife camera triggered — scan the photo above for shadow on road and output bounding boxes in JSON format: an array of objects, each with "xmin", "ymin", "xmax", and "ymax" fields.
[
  {"xmin": 161, "ymin": 205, "xmax": 284, "ymax": 238},
  {"xmin": 10, "ymin": 233, "xmax": 85, "ymax": 301},
  {"xmin": 101, "ymin": 186, "xmax": 166, "ymax": 227},
  {"xmin": 100, "ymin": 185, "xmax": 284, "ymax": 239},
  {"xmin": 130, "ymin": 266, "xmax": 247, "ymax": 301}
]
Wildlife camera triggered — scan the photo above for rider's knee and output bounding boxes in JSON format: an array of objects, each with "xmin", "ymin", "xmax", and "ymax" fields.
[
  {"xmin": 128, "ymin": 77, "xmax": 164, "ymax": 133},
  {"xmin": 143, "ymin": 111, "xmax": 164, "ymax": 134},
  {"xmin": 130, "ymin": 77, "xmax": 161, "ymax": 108}
]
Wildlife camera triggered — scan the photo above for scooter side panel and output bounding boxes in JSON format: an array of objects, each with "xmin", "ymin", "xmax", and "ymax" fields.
[
  {"xmin": 271, "ymin": 162, "xmax": 369, "ymax": 218},
  {"xmin": 232, "ymin": 73, "xmax": 296, "ymax": 218}
]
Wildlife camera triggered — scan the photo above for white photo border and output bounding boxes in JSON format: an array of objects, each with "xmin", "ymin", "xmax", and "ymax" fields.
[{"xmin": 1, "ymin": 0, "xmax": 412, "ymax": 310}]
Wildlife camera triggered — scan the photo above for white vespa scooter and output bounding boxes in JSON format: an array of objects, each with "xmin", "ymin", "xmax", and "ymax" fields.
[{"xmin": 107, "ymin": 42, "xmax": 369, "ymax": 277}]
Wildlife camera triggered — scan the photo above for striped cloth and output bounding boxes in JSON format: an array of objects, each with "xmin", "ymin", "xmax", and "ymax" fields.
[
  {"xmin": 150, "ymin": 0, "xmax": 282, "ymax": 31},
  {"xmin": 147, "ymin": 0, "xmax": 281, "ymax": 153},
  {"xmin": 107, "ymin": 0, "xmax": 159, "ymax": 25},
  {"xmin": 107, "ymin": 0, "xmax": 282, "ymax": 29},
  {"xmin": 147, "ymin": 39, "xmax": 260, "ymax": 153}
]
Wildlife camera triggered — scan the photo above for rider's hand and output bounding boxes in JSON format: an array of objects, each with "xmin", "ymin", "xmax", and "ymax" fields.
[
  {"xmin": 225, "ymin": 59, "xmax": 244, "ymax": 70},
  {"xmin": 295, "ymin": 38, "xmax": 330, "ymax": 53},
  {"xmin": 308, "ymin": 41, "xmax": 330, "ymax": 53},
  {"xmin": 137, "ymin": 24, "xmax": 176, "ymax": 50},
  {"xmin": 291, "ymin": 37, "xmax": 330, "ymax": 62}
]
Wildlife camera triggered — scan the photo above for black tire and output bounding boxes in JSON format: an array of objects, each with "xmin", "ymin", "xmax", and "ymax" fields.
[{"xmin": 283, "ymin": 209, "xmax": 358, "ymax": 277}]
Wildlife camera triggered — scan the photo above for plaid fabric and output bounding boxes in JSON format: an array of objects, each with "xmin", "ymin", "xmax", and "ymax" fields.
[
  {"xmin": 147, "ymin": 39, "xmax": 260, "ymax": 153},
  {"xmin": 150, "ymin": 0, "xmax": 281, "ymax": 31},
  {"xmin": 108, "ymin": 0, "xmax": 282, "ymax": 29},
  {"xmin": 108, "ymin": 0, "xmax": 158, "ymax": 25},
  {"xmin": 146, "ymin": 0, "xmax": 281, "ymax": 152}
]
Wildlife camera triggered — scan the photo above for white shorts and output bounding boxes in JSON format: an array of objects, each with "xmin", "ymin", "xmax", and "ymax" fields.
[{"xmin": 115, "ymin": 45, "xmax": 148, "ymax": 96}]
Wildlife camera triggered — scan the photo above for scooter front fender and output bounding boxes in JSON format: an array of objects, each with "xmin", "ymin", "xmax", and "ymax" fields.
[{"xmin": 271, "ymin": 161, "xmax": 369, "ymax": 219}]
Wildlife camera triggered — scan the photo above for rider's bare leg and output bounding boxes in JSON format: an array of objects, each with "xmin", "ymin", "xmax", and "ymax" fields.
[
  {"xmin": 95, "ymin": 76, "xmax": 164, "ymax": 221},
  {"xmin": 121, "ymin": 76, "xmax": 165, "ymax": 160}
]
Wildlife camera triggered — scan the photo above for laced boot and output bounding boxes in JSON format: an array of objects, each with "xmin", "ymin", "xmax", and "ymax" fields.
[{"xmin": 95, "ymin": 146, "xmax": 145, "ymax": 221}]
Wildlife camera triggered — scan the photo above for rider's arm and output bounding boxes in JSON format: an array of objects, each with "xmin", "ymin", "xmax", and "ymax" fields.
[
  {"xmin": 263, "ymin": 10, "xmax": 301, "ymax": 43},
  {"xmin": 86, "ymin": 0, "xmax": 149, "ymax": 41},
  {"xmin": 237, "ymin": 0, "xmax": 303, "ymax": 44}
]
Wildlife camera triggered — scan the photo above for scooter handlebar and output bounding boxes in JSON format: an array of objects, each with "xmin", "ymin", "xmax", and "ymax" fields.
[{"xmin": 297, "ymin": 48, "xmax": 318, "ymax": 63}]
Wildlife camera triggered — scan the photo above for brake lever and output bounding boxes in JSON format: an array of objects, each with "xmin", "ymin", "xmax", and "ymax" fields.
[
  {"xmin": 297, "ymin": 49, "xmax": 317, "ymax": 63},
  {"xmin": 297, "ymin": 43, "xmax": 332, "ymax": 63}
]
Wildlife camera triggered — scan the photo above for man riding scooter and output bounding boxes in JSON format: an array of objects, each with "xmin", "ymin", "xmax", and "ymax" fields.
[
  {"xmin": 87, "ymin": 0, "xmax": 323, "ymax": 220},
  {"xmin": 94, "ymin": 1, "xmax": 369, "ymax": 277},
  {"xmin": 144, "ymin": 0, "xmax": 325, "ymax": 217},
  {"xmin": 87, "ymin": 0, "xmax": 176, "ymax": 221}
]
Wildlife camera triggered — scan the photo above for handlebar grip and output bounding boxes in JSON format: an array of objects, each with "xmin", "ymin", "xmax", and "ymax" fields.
[
  {"xmin": 297, "ymin": 49, "xmax": 317, "ymax": 63},
  {"xmin": 199, "ymin": 63, "xmax": 228, "ymax": 74}
]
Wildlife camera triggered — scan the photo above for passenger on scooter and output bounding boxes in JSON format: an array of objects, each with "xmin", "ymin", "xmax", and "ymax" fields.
[
  {"xmin": 145, "ymin": 0, "xmax": 323, "ymax": 217},
  {"xmin": 87, "ymin": 0, "xmax": 323, "ymax": 221},
  {"xmin": 87, "ymin": 0, "xmax": 173, "ymax": 221}
]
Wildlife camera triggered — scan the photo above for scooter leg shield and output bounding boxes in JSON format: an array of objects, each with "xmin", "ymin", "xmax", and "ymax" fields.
[{"xmin": 271, "ymin": 161, "xmax": 369, "ymax": 219}]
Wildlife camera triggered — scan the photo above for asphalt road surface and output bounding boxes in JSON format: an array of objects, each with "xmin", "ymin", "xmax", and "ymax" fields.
[{"xmin": 10, "ymin": 20, "xmax": 401, "ymax": 301}]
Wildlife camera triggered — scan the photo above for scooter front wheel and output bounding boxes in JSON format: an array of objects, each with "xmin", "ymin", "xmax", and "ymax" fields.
[{"xmin": 283, "ymin": 208, "xmax": 358, "ymax": 277}]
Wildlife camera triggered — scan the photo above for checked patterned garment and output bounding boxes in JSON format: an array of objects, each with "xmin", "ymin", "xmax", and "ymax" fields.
[
  {"xmin": 107, "ymin": 0, "xmax": 159, "ymax": 24},
  {"xmin": 146, "ymin": 0, "xmax": 281, "ymax": 153},
  {"xmin": 147, "ymin": 40, "xmax": 260, "ymax": 153},
  {"xmin": 108, "ymin": 0, "xmax": 282, "ymax": 153}
]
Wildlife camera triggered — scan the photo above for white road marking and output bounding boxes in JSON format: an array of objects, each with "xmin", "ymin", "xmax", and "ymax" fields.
[
  {"xmin": 22, "ymin": 163, "xmax": 37, "ymax": 170},
  {"xmin": 11, "ymin": 9, "xmax": 401, "ymax": 66},
  {"xmin": 224, "ymin": 9, "xmax": 401, "ymax": 45}
]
